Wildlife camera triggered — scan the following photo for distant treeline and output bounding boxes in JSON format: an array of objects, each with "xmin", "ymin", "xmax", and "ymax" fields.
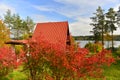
[{"xmin": 73, "ymin": 35, "xmax": 120, "ymax": 41}]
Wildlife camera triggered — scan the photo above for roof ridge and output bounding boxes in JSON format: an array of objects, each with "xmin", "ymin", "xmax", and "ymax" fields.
[{"xmin": 37, "ymin": 21, "xmax": 68, "ymax": 24}]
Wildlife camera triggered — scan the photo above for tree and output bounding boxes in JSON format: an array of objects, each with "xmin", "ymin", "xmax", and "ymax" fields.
[
  {"xmin": 0, "ymin": 20, "xmax": 10, "ymax": 47},
  {"xmin": 12, "ymin": 14, "xmax": 23, "ymax": 39},
  {"xmin": 90, "ymin": 6, "xmax": 105, "ymax": 45},
  {"xmin": 24, "ymin": 16, "xmax": 35, "ymax": 34},
  {"xmin": 21, "ymin": 16, "xmax": 35, "ymax": 39},
  {"xmin": 105, "ymin": 8, "xmax": 117, "ymax": 50},
  {"xmin": 116, "ymin": 6, "xmax": 120, "ymax": 27},
  {"xmin": 3, "ymin": 10, "xmax": 35, "ymax": 39},
  {"xmin": 3, "ymin": 9, "xmax": 13, "ymax": 29}
]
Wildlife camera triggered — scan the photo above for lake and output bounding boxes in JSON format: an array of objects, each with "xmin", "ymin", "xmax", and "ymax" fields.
[{"xmin": 76, "ymin": 40, "xmax": 120, "ymax": 48}]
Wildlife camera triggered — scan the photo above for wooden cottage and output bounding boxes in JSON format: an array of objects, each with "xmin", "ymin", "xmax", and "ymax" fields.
[{"xmin": 6, "ymin": 21, "xmax": 71, "ymax": 50}]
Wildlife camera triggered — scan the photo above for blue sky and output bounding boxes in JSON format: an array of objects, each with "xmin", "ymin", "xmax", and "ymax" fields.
[{"xmin": 0, "ymin": 0, "xmax": 120, "ymax": 36}]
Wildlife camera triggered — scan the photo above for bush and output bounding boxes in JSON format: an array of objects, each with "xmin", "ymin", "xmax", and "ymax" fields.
[
  {"xmin": 14, "ymin": 45, "xmax": 24, "ymax": 55},
  {"xmin": 20, "ymin": 38, "xmax": 114, "ymax": 80},
  {"xmin": 114, "ymin": 46, "xmax": 120, "ymax": 57},
  {"xmin": 0, "ymin": 46, "xmax": 21, "ymax": 78},
  {"xmin": 85, "ymin": 42, "xmax": 103, "ymax": 54}
]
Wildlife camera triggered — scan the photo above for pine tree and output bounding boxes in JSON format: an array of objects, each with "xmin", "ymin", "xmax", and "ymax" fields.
[
  {"xmin": 105, "ymin": 8, "xmax": 117, "ymax": 50},
  {"xmin": 90, "ymin": 6, "xmax": 105, "ymax": 45}
]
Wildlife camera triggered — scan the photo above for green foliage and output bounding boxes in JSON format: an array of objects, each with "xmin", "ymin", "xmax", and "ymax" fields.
[
  {"xmin": 23, "ymin": 16, "xmax": 35, "ymax": 34},
  {"xmin": 3, "ymin": 9, "xmax": 35, "ymax": 39},
  {"xmin": 12, "ymin": 14, "xmax": 23, "ymax": 39},
  {"xmin": 90, "ymin": 6, "xmax": 118, "ymax": 48},
  {"xmin": 85, "ymin": 42, "xmax": 94, "ymax": 53},
  {"xmin": 3, "ymin": 9, "xmax": 13, "ymax": 29},
  {"xmin": 105, "ymin": 8, "xmax": 117, "ymax": 50},
  {"xmin": 14, "ymin": 45, "xmax": 24, "ymax": 55},
  {"xmin": 90, "ymin": 6, "xmax": 105, "ymax": 43},
  {"xmin": 85, "ymin": 42, "xmax": 103, "ymax": 54},
  {"xmin": 20, "ymin": 33, "xmax": 32, "ymax": 39},
  {"xmin": 114, "ymin": 46, "xmax": 120, "ymax": 56}
]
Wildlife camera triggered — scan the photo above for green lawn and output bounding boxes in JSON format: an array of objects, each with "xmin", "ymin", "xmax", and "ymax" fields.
[
  {"xmin": 1, "ymin": 66, "xmax": 27, "ymax": 80},
  {"xmin": 7, "ymin": 70, "xmax": 27, "ymax": 80},
  {"xmin": 103, "ymin": 60, "xmax": 120, "ymax": 80}
]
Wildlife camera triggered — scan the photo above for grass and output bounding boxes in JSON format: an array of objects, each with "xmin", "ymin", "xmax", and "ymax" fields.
[
  {"xmin": 103, "ymin": 51, "xmax": 120, "ymax": 80},
  {"xmin": 103, "ymin": 60, "xmax": 120, "ymax": 80},
  {"xmin": 7, "ymin": 69, "xmax": 27, "ymax": 80},
  {"xmin": 1, "ymin": 66, "xmax": 27, "ymax": 80}
]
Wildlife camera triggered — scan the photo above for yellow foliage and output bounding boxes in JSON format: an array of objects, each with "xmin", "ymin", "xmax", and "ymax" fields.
[
  {"xmin": 104, "ymin": 33, "xmax": 112, "ymax": 41},
  {"xmin": 0, "ymin": 20, "xmax": 10, "ymax": 47}
]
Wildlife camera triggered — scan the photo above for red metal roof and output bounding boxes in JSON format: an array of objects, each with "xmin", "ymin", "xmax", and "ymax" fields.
[{"xmin": 32, "ymin": 21, "xmax": 69, "ymax": 50}]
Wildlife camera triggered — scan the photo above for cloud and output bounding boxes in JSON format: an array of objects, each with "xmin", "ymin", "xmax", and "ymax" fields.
[
  {"xmin": 32, "ymin": 5, "xmax": 54, "ymax": 12},
  {"xmin": 0, "ymin": 3, "xmax": 16, "ymax": 18},
  {"xmin": 53, "ymin": 0, "xmax": 120, "ymax": 18},
  {"xmin": 69, "ymin": 17, "xmax": 92, "ymax": 36},
  {"xmin": 114, "ymin": 4, "xmax": 120, "ymax": 11},
  {"xmin": 32, "ymin": 14, "xmax": 50, "ymax": 23},
  {"xmin": 53, "ymin": 0, "xmax": 120, "ymax": 36},
  {"xmin": 31, "ymin": 1, "xmax": 97, "ymax": 36},
  {"xmin": 32, "ymin": 14, "xmax": 58, "ymax": 23},
  {"xmin": 54, "ymin": 0, "xmax": 118, "ymax": 6},
  {"xmin": 54, "ymin": 0, "xmax": 101, "ymax": 6},
  {"xmin": 33, "ymin": 0, "xmax": 120, "ymax": 36}
]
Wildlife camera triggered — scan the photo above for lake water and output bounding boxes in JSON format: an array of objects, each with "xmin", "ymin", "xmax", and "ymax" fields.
[{"xmin": 76, "ymin": 40, "xmax": 120, "ymax": 48}]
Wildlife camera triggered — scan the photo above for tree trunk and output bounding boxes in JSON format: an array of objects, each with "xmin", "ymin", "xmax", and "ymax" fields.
[
  {"xmin": 102, "ymin": 26, "xmax": 104, "ymax": 49},
  {"xmin": 111, "ymin": 32, "xmax": 114, "ymax": 51}
]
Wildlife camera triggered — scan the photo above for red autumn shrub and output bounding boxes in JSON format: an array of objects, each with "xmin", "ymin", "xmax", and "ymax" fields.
[
  {"xmin": 21, "ymin": 40, "xmax": 54, "ymax": 80},
  {"xmin": 0, "ymin": 46, "xmax": 21, "ymax": 77},
  {"xmin": 21, "ymin": 38, "xmax": 115, "ymax": 80},
  {"xmin": 47, "ymin": 45, "xmax": 114, "ymax": 79}
]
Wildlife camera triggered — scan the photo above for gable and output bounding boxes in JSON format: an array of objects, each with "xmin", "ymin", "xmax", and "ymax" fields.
[{"xmin": 32, "ymin": 21, "xmax": 69, "ymax": 50}]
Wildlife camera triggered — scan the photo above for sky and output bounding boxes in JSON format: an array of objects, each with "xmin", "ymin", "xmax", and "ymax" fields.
[{"xmin": 0, "ymin": 0, "xmax": 120, "ymax": 36}]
